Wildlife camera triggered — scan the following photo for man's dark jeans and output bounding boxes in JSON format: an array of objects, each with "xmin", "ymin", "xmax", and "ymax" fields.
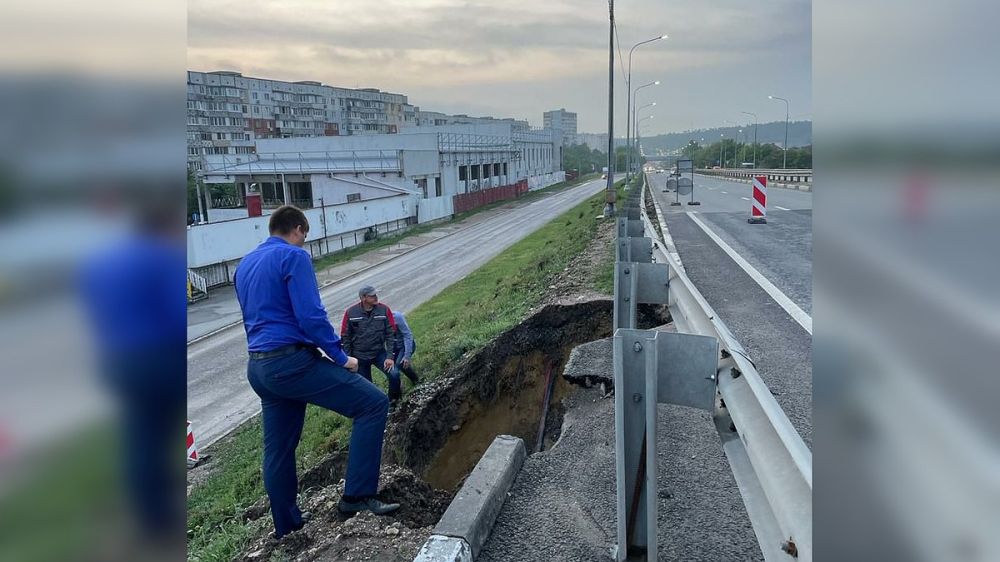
[
  {"xmin": 247, "ymin": 349, "xmax": 388, "ymax": 537},
  {"xmin": 356, "ymin": 350, "xmax": 403, "ymax": 401}
]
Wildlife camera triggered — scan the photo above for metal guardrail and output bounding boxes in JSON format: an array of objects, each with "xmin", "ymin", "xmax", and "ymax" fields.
[
  {"xmin": 698, "ymin": 168, "xmax": 812, "ymax": 184},
  {"xmin": 611, "ymin": 176, "xmax": 812, "ymax": 561}
]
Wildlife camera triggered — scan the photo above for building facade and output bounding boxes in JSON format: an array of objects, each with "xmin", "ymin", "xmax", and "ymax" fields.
[
  {"xmin": 543, "ymin": 109, "xmax": 578, "ymax": 145},
  {"xmin": 187, "ymin": 70, "xmax": 415, "ymax": 170},
  {"xmin": 188, "ymin": 124, "xmax": 564, "ymax": 275}
]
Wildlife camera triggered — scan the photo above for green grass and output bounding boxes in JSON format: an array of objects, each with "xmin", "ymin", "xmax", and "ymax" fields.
[
  {"xmin": 0, "ymin": 426, "xmax": 122, "ymax": 562},
  {"xmin": 310, "ymin": 173, "xmax": 600, "ymax": 273},
  {"xmin": 187, "ymin": 178, "xmax": 620, "ymax": 562}
]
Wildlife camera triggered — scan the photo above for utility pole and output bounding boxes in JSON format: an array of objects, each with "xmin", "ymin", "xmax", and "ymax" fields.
[
  {"xmin": 769, "ymin": 96, "xmax": 790, "ymax": 169},
  {"xmin": 604, "ymin": 0, "xmax": 616, "ymax": 217}
]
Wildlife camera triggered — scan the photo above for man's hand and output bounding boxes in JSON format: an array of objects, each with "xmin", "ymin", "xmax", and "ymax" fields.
[
  {"xmin": 401, "ymin": 358, "xmax": 411, "ymax": 369},
  {"xmin": 344, "ymin": 356, "xmax": 359, "ymax": 372},
  {"xmin": 384, "ymin": 358, "xmax": 395, "ymax": 371}
]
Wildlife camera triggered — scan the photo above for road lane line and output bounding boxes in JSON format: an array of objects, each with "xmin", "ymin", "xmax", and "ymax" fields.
[
  {"xmin": 686, "ymin": 212, "xmax": 812, "ymax": 334},
  {"xmin": 721, "ymin": 191, "xmax": 728, "ymax": 194},
  {"xmin": 741, "ymin": 196, "xmax": 750, "ymax": 201},
  {"xmin": 776, "ymin": 206, "xmax": 791, "ymax": 211}
]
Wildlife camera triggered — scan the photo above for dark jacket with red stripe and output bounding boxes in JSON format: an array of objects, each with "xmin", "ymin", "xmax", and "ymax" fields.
[{"xmin": 340, "ymin": 302, "xmax": 401, "ymax": 361}]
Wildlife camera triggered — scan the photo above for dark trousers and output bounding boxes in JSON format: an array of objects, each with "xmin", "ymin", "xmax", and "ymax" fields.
[
  {"xmin": 247, "ymin": 349, "xmax": 388, "ymax": 537},
  {"xmin": 357, "ymin": 350, "xmax": 401, "ymax": 401}
]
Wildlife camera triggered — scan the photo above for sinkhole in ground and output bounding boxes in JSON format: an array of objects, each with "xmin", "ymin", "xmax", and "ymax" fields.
[{"xmin": 386, "ymin": 298, "xmax": 669, "ymax": 492}]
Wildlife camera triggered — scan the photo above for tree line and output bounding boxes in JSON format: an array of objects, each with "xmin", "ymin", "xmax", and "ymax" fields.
[{"xmin": 680, "ymin": 140, "xmax": 812, "ymax": 169}]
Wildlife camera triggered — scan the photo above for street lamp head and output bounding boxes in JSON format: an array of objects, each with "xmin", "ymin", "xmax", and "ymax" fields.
[
  {"xmin": 768, "ymin": 95, "xmax": 774, "ymax": 99},
  {"xmin": 651, "ymin": 102, "xmax": 657, "ymax": 106},
  {"xmin": 660, "ymin": 34, "xmax": 669, "ymax": 39},
  {"xmin": 653, "ymin": 80, "xmax": 660, "ymax": 85}
]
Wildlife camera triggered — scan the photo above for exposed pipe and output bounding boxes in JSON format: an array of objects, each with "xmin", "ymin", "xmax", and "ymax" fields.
[{"xmin": 534, "ymin": 359, "xmax": 560, "ymax": 453}]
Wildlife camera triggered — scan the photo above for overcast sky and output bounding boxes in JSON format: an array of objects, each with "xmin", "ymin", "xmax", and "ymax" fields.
[{"xmin": 188, "ymin": 0, "xmax": 811, "ymax": 136}]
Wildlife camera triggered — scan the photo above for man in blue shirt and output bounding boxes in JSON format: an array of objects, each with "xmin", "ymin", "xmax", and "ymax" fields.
[
  {"xmin": 391, "ymin": 310, "xmax": 421, "ymax": 396},
  {"xmin": 235, "ymin": 206, "xmax": 399, "ymax": 540}
]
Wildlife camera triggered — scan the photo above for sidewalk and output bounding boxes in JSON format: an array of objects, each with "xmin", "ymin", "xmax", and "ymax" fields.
[{"xmin": 186, "ymin": 198, "xmax": 541, "ymax": 343}]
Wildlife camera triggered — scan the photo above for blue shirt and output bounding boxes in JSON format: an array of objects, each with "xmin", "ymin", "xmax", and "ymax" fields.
[
  {"xmin": 79, "ymin": 234, "xmax": 186, "ymax": 356},
  {"xmin": 392, "ymin": 311, "xmax": 415, "ymax": 361},
  {"xmin": 234, "ymin": 236, "xmax": 349, "ymax": 366}
]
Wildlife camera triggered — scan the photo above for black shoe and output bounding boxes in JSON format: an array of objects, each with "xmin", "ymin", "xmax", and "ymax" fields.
[
  {"xmin": 337, "ymin": 496, "xmax": 400, "ymax": 516},
  {"xmin": 268, "ymin": 511, "xmax": 311, "ymax": 541},
  {"xmin": 388, "ymin": 399, "xmax": 400, "ymax": 412}
]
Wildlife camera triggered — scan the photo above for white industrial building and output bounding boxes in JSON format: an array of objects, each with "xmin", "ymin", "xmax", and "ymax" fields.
[{"xmin": 188, "ymin": 123, "xmax": 563, "ymax": 282}]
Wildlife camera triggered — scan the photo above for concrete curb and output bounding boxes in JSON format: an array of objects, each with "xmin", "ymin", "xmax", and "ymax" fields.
[
  {"xmin": 694, "ymin": 173, "xmax": 812, "ymax": 192},
  {"xmin": 413, "ymin": 435, "xmax": 527, "ymax": 561}
]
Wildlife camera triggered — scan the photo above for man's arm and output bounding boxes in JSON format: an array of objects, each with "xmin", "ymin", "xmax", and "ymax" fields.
[
  {"xmin": 340, "ymin": 308, "xmax": 353, "ymax": 356},
  {"xmin": 384, "ymin": 305, "xmax": 399, "ymax": 357},
  {"xmin": 284, "ymin": 251, "xmax": 350, "ymax": 366}
]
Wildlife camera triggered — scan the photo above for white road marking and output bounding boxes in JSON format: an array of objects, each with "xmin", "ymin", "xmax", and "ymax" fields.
[
  {"xmin": 776, "ymin": 206, "xmax": 791, "ymax": 211},
  {"xmin": 741, "ymin": 196, "xmax": 750, "ymax": 201},
  {"xmin": 721, "ymin": 191, "xmax": 728, "ymax": 194},
  {"xmin": 686, "ymin": 212, "xmax": 812, "ymax": 335}
]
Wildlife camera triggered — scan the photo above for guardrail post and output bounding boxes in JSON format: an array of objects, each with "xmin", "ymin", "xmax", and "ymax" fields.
[{"xmin": 614, "ymin": 329, "xmax": 719, "ymax": 561}]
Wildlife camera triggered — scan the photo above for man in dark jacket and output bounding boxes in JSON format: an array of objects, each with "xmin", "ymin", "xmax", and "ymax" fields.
[{"xmin": 341, "ymin": 285, "xmax": 404, "ymax": 402}]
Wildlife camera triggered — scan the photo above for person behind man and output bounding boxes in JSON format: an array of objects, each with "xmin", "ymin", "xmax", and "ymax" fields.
[
  {"xmin": 234, "ymin": 206, "xmax": 399, "ymax": 540},
  {"xmin": 341, "ymin": 286, "xmax": 403, "ymax": 403},
  {"xmin": 391, "ymin": 310, "xmax": 421, "ymax": 391}
]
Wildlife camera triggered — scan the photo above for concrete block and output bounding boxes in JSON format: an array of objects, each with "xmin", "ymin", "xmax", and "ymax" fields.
[
  {"xmin": 413, "ymin": 535, "xmax": 472, "ymax": 562},
  {"xmin": 433, "ymin": 435, "xmax": 526, "ymax": 558}
]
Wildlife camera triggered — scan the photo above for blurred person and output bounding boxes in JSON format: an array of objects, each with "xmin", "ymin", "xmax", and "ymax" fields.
[
  {"xmin": 234, "ymin": 206, "xmax": 399, "ymax": 539},
  {"xmin": 340, "ymin": 286, "xmax": 403, "ymax": 405},
  {"xmin": 78, "ymin": 193, "xmax": 186, "ymax": 545},
  {"xmin": 390, "ymin": 310, "xmax": 421, "ymax": 393}
]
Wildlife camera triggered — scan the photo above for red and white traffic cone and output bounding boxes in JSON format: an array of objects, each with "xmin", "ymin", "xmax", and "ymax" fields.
[
  {"xmin": 748, "ymin": 175, "xmax": 767, "ymax": 224},
  {"xmin": 187, "ymin": 420, "xmax": 200, "ymax": 469}
]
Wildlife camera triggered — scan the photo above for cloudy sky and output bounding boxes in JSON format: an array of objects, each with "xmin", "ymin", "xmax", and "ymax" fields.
[{"xmin": 188, "ymin": 0, "xmax": 811, "ymax": 136}]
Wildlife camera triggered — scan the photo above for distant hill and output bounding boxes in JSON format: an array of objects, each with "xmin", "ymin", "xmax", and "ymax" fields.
[{"xmin": 626, "ymin": 121, "xmax": 811, "ymax": 153}]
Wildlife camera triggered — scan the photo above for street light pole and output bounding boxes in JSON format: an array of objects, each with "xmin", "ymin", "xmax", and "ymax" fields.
[
  {"xmin": 769, "ymin": 95, "xmax": 789, "ymax": 169},
  {"xmin": 625, "ymin": 34, "xmax": 667, "ymax": 183},
  {"xmin": 742, "ymin": 111, "xmax": 758, "ymax": 169},
  {"xmin": 631, "ymin": 80, "xmax": 658, "ymax": 174},
  {"xmin": 633, "ymin": 102, "xmax": 655, "ymax": 173},
  {"xmin": 604, "ymin": 0, "xmax": 615, "ymax": 217},
  {"xmin": 719, "ymin": 132, "xmax": 724, "ymax": 169}
]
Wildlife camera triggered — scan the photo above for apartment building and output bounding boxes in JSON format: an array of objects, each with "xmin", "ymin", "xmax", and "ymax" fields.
[
  {"xmin": 543, "ymin": 108, "xmax": 577, "ymax": 145},
  {"xmin": 187, "ymin": 70, "xmax": 415, "ymax": 169}
]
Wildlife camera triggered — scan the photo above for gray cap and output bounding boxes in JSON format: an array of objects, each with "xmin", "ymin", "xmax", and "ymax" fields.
[{"xmin": 359, "ymin": 285, "xmax": 377, "ymax": 298}]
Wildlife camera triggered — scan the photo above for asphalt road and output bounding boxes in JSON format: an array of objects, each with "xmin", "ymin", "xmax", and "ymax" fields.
[
  {"xmin": 649, "ymin": 172, "xmax": 814, "ymax": 445},
  {"xmin": 187, "ymin": 178, "xmax": 609, "ymax": 447}
]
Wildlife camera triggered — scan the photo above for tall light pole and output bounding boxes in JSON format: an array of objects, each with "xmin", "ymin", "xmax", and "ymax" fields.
[
  {"xmin": 633, "ymin": 102, "xmax": 656, "ymax": 174},
  {"xmin": 769, "ymin": 95, "xmax": 789, "ymax": 169},
  {"xmin": 719, "ymin": 132, "xmax": 725, "ymax": 169},
  {"xmin": 604, "ymin": 1, "xmax": 615, "ymax": 217},
  {"xmin": 630, "ymin": 80, "xmax": 659, "ymax": 179},
  {"xmin": 739, "ymin": 129, "xmax": 745, "ymax": 167},
  {"xmin": 741, "ymin": 111, "xmax": 758, "ymax": 168},
  {"xmin": 634, "ymin": 109, "xmax": 655, "ymax": 172},
  {"xmin": 625, "ymin": 34, "xmax": 667, "ymax": 183}
]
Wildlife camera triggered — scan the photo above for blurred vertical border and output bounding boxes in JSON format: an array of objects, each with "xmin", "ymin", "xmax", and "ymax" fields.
[
  {"xmin": 0, "ymin": 1, "xmax": 186, "ymax": 561},
  {"xmin": 814, "ymin": 0, "xmax": 1000, "ymax": 560}
]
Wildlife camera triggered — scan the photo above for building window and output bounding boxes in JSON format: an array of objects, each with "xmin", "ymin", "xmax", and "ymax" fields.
[
  {"xmin": 346, "ymin": 193, "xmax": 361, "ymax": 203},
  {"xmin": 493, "ymin": 163, "xmax": 501, "ymax": 176},
  {"xmin": 459, "ymin": 166, "xmax": 467, "ymax": 181},
  {"xmin": 503, "ymin": 163, "xmax": 508, "ymax": 176},
  {"xmin": 471, "ymin": 165, "xmax": 479, "ymax": 180},
  {"xmin": 415, "ymin": 178, "xmax": 428, "ymax": 198},
  {"xmin": 435, "ymin": 177, "xmax": 442, "ymax": 197}
]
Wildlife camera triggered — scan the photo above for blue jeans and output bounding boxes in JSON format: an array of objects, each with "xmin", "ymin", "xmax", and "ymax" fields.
[
  {"xmin": 247, "ymin": 348, "xmax": 389, "ymax": 537},
  {"xmin": 357, "ymin": 350, "xmax": 402, "ymax": 401}
]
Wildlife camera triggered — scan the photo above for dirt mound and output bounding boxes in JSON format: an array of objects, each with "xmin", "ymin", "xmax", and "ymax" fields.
[{"xmin": 236, "ymin": 464, "xmax": 447, "ymax": 562}]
